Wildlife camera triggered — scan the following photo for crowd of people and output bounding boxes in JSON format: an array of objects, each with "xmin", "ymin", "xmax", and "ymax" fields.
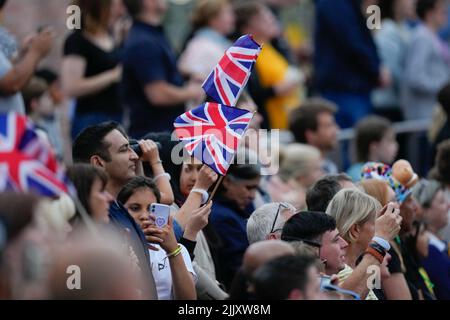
[{"xmin": 1, "ymin": 0, "xmax": 450, "ymax": 300}]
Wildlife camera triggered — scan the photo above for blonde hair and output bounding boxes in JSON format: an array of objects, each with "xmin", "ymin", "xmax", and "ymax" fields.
[
  {"xmin": 192, "ymin": 0, "xmax": 230, "ymax": 30},
  {"xmin": 326, "ymin": 188, "xmax": 381, "ymax": 243},
  {"xmin": 279, "ymin": 143, "xmax": 321, "ymax": 182},
  {"xmin": 359, "ymin": 179, "xmax": 390, "ymax": 207}
]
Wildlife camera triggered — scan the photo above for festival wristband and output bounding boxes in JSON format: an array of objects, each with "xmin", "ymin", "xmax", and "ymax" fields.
[{"xmin": 372, "ymin": 236, "xmax": 391, "ymax": 251}]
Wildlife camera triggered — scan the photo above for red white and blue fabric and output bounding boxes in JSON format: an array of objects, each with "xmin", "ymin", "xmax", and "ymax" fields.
[
  {"xmin": 202, "ymin": 35, "xmax": 261, "ymax": 107},
  {"xmin": 0, "ymin": 113, "xmax": 68, "ymax": 197},
  {"xmin": 174, "ymin": 102, "xmax": 252, "ymax": 175}
]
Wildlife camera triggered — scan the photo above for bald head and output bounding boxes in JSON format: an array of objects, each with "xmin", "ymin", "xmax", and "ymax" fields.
[{"xmin": 243, "ymin": 240, "xmax": 295, "ymax": 276}]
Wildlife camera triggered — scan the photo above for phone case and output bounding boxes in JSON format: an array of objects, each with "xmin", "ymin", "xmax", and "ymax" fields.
[{"xmin": 151, "ymin": 203, "xmax": 170, "ymax": 228}]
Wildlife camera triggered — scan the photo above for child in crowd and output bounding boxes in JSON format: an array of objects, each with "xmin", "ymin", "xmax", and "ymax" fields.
[
  {"xmin": 347, "ymin": 116, "xmax": 399, "ymax": 182},
  {"xmin": 118, "ymin": 176, "xmax": 197, "ymax": 300}
]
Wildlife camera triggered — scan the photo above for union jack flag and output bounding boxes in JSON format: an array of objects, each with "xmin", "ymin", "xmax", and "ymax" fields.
[
  {"xmin": 174, "ymin": 102, "xmax": 253, "ymax": 175},
  {"xmin": 0, "ymin": 113, "xmax": 68, "ymax": 197},
  {"xmin": 202, "ymin": 35, "xmax": 262, "ymax": 107}
]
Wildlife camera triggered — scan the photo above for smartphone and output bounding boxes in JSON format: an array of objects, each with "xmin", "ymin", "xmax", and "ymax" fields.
[{"xmin": 150, "ymin": 203, "xmax": 170, "ymax": 228}]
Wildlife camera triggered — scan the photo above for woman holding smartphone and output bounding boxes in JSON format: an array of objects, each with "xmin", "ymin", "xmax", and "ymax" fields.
[{"xmin": 118, "ymin": 177, "xmax": 197, "ymax": 300}]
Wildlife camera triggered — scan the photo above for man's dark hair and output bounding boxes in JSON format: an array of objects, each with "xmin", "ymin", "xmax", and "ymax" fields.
[
  {"xmin": 417, "ymin": 0, "xmax": 441, "ymax": 20},
  {"xmin": 0, "ymin": 0, "xmax": 7, "ymax": 10},
  {"xmin": 306, "ymin": 174, "xmax": 351, "ymax": 212},
  {"xmin": 123, "ymin": 0, "xmax": 144, "ymax": 18},
  {"xmin": 281, "ymin": 211, "xmax": 336, "ymax": 244},
  {"xmin": 354, "ymin": 116, "xmax": 392, "ymax": 163},
  {"xmin": 289, "ymin": 98, "xmax": 337, "ymax": 143},
  {"xmin": 117, "ymin": 176, "xmax": 161, "ymax": 205},
  {"xmin": 378, "ymin": 0, "xmax": 396, "ymax": 20},
  {"xmin": 72, "ymin": 122, "xmax": 127, "ymax": 164},
  {"xmin": 252, "ymin": 255, "xmax": 317, "ymax": 300}
]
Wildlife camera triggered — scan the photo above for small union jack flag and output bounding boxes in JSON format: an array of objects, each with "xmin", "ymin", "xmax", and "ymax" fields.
[
  {"xmin": 202, "ymin": 35, "xmax": 262, "ymax": 107},
  {"xmin": 0, "ymin": 113, "xmax": 68, "ymax": 197},
  {"xmin": 174, "ymin": 102, "xmax": 253, "ymax": 175}
]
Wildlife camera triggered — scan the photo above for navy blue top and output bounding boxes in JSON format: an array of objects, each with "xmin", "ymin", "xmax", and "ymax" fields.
[
  {"xmin": 121, "ymin": 21, "xmax": 185, "ymax": 138},
  {"xmin": 210, "ymin": 198, "xmax": 254, "ymax": 289},
  {"xmin": 313, "ymin": 0, "xmax": 380, "ymax": 94},
  {"xmin": 422, "ymin": 240, "xmax": 450, "ymax": 300}
]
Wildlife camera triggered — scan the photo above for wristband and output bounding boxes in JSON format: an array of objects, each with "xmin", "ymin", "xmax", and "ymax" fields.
[
  {"xmin": 154, "ymin": 173, "xmax": 171, "ymax": 182},
  {"xmin": 369, "ymin": 242, "xmax": 387, "ymax": 257},
  {"xmin": 191, "ymin": 188, "xmax": 209, "ymax": 204},
  {"xmin": 167, "ymin": 244, "xmax": 182, "ymax": 259},
  {"xmin": 372, "ymin": 236, "xmax": 391, "ymax": 251},
  {"xmin": 365, "ymin": 247, "xmax": 384, "ymax": 264}
]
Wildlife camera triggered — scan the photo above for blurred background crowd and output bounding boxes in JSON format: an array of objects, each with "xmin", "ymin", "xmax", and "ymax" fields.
[{"xmin": 1, "ymin": 0, "xmax": 450, "ymax": 300}]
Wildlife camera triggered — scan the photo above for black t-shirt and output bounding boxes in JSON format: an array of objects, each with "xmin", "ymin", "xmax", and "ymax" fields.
[
  {"xmin": 388, "ymin": 237, "xmax": 435, "ymax": 300},
  {"xmin": 401, "ymin": 236, "xmax": 436, "ymax": 300},
  {"xmin": 63, "ymin": 31, "xmax": 122, "ymax": 115}
]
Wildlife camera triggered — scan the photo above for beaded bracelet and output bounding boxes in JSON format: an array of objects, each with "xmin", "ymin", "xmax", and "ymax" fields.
[{"xmin": 167, "ymin": 244, "xmax": 182, "ymax": 259}]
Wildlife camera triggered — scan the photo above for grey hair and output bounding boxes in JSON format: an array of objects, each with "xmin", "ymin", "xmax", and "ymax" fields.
[{"xmin": 247, "ymin": 202, "xmax": 296, "ymax": 244}]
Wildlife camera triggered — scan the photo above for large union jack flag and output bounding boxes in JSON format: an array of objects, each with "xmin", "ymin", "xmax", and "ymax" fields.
[
  {"xmin": 0, "ymin": 113, "xmax": 68, "ymax": 197},
  {"xmin": 174, "ymin": 102, "xmax": 253, "ymax": 175},
  {"xmin": 202, "ymin": 35, "xmax": 262, "ymax": 107}
]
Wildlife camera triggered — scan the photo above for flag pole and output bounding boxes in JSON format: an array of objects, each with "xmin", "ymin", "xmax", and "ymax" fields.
[
  {"xmin": 206, "ymin": 111, "xmax": 257, "ymax": 204},
  {"xmin": 207, "ymin": 175, "xmax": 225, "ymax": 204}
]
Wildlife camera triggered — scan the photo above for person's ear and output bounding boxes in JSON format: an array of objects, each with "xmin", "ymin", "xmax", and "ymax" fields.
[
  {"xmin": 90, "ymin": 155, "xmax": 105, "ymax": 168},
  {"xmin": 349, "ymin": 224, "xmax": 360, "ymax": 242},
  {"xmin": 267, "ymin": 233, "xmax": 278, "ymax": 241},
  {"xmin": 288, "ymin": 289, "xmax": 304, "ymax": 300}
]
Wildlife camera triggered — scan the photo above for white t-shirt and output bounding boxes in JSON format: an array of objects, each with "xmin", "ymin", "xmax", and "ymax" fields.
[{"xmin": 149, "ymin": 244, "xmax": 197, "ymax": 300}]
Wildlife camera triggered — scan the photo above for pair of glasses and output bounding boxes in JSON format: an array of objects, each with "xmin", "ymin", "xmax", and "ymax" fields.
[{"xmin": 269, "ymin": 203, "xmax": 289, "ymax": 234}]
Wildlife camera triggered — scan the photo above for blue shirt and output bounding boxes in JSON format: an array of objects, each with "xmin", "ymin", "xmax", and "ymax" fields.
[
  {"xmin": 314, "ymin": 0, "xmax": 380, "ymax": 94},
  {"xmin": 421, "ymin": 235, "xmax": 450, "ymax": 300},
  {"xmin": 121, "ymin": 21, "xmax": 185, "ymax": 138},
  {"xmin": 0, "ymin": 51, "xmax": 25, "ymax": 114}
]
